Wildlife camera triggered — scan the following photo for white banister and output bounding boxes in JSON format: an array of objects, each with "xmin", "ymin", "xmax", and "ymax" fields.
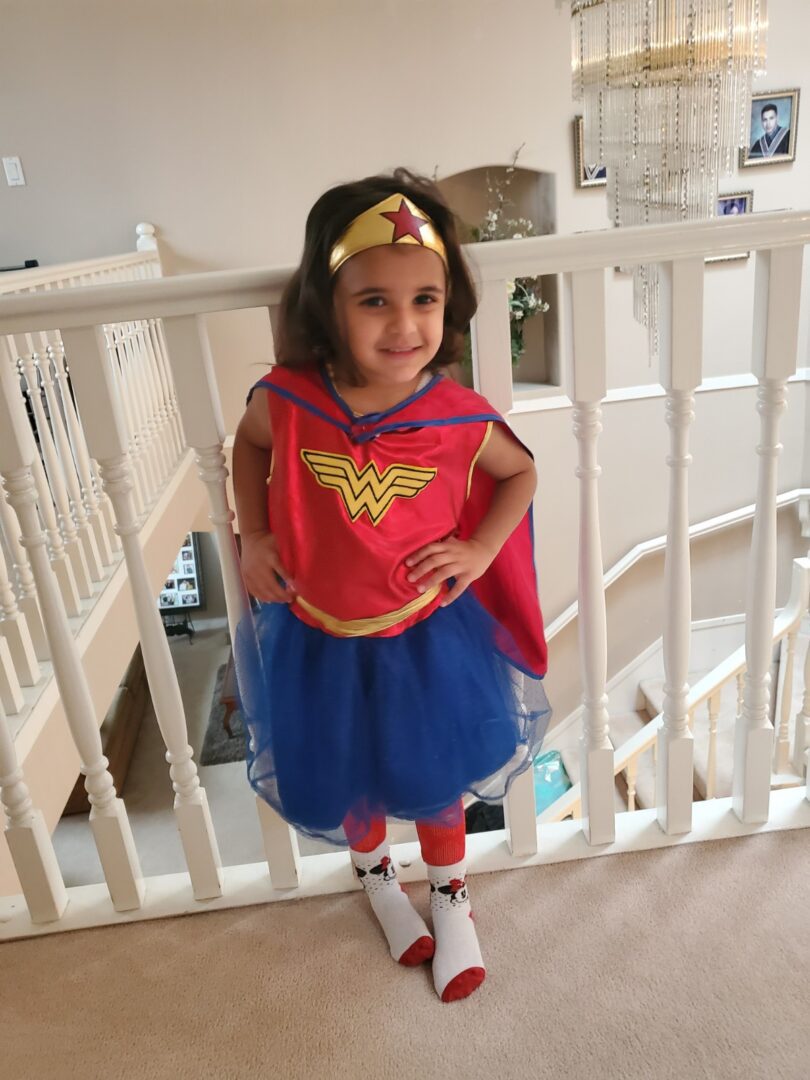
[
  {"xmin": 61, "ymin": 325, "xmax": 224, "ymax": 901},
  {"xmin": 29, "ymin": 453, "xmax": 83, "ymax": 618},
  {"xmin": 655, "ymin": 257, "xmax": 702, "ymax": 835},
  {"xmin": 774, "ymin": 629, "xmax": 797, "ymax": 774},
  {"xmin": 0, "ymin": 356, "xmax": 144, "ymax": 913},
  {"xmin": 160, "ymin": 313, "xmax": 302, "ymax": 879},
  {"xmin": 0, "ymin": 709, "xmax": 68, "ymax": 923},
  {"xmin": 734, "ymin": 245, "xmax": 804, "ymax": 825},
  {"xmin": 564, "ymin": 268, "xmax": 614, "ymax": 845}
]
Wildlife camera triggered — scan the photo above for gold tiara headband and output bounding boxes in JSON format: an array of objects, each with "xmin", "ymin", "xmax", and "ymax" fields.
[{"xmin": 328, "ymin": 193, "xmax": 448, "ymax": 276}]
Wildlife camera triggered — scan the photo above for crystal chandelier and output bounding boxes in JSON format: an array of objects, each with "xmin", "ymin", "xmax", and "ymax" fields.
[{"xmin": 570, "ymin": 0, "xmax": 768, "ymax": 354}]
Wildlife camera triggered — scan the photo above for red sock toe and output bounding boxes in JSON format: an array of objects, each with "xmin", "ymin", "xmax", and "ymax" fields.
[
  {"xmin": 398, "ymin": 935, "xmax": 435, "ymax": 966},
  {"xmin": 440, "ymin": 966, "xmax": 486, "ymax": 1002}
]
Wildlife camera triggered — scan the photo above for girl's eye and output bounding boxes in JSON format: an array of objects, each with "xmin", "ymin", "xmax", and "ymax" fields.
[
  {"xmin": 360, "ymin": 296, "xmax": 385, "ymax": 307},
  {"xmin": 414, "ymin": 294, "xmax": 437, "ymax": 305}
]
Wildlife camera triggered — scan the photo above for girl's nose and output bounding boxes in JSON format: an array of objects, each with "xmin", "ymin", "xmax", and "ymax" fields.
[{"xmin": 387, "ymin": 308, "xmax": 417, "ymax": 338}]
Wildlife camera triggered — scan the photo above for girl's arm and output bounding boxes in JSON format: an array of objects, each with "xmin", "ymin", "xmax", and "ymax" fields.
[
  {"xmin": 232, "ymin": 391, "xmax": 295, "ymax": 603},
  {"xmin": 406, "ymin": 424, "xmax": 536, "ymax": 606}
]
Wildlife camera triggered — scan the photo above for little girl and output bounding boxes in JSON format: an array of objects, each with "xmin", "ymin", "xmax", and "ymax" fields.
[{"xmin": 232, "ymin": 169, "xmax": 550, "ymax": 1003}]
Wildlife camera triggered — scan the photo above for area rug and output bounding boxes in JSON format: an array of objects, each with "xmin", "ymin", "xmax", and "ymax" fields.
[{"xmin": 199, "ymin": 664, "xmax": 247, "ymax": 766}]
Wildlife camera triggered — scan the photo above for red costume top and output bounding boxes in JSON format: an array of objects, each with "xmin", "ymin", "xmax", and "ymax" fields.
[{"xmin": 253, "ymin": 365, "xmax": 547, "ymax": 677}]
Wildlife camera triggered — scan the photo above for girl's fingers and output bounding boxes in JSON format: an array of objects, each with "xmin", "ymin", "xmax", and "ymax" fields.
[
  {"xmin": 405, "ymin": 542, "xmax": 450, "ymax": 567},
  {"xmin": 440, "ymin": 577, "xmax": 471, "ymax": 607},
  {"xmin": 407, "ymin": 552, "xmax": 454, "ymax": 582}
]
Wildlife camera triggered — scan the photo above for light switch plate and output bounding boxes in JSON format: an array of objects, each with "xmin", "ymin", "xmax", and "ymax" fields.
[{"xmin": 3, "ymin": 156, "xmax": 26, "ymax": 186}]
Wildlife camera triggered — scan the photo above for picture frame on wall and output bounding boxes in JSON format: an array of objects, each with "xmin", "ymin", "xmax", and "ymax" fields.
[
  {"xmin": 706, "ymin": 191, "xmax": 754, "ymax": 264},
  {"xmin": 740, "ymin": 89, "xmax": 799, "ymax": 167},
  {"xmin": 573, "ymin": 116, "xmax": 607, "ymax": 188}
]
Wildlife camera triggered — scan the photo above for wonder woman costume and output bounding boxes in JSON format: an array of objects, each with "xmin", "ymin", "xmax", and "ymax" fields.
[{"xmin": 233, "ymin": 193, "xmax": 551, "ymax": 847}]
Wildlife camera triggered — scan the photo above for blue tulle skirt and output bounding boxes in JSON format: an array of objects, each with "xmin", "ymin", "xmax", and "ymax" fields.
[{"xmin": 233, "ymin": 590, "xmax": 551, "ymax": 847}]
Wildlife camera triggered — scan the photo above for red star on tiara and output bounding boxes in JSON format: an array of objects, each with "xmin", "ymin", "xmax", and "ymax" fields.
[{"xmin": 380, "ymin": 198, "xmax": 429, "ymax": 244}]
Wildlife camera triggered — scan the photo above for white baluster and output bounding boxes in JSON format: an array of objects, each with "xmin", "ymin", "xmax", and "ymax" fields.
[
  {"xmin": 0, "ymin": 709, "xmax": 68, "ymax": 923},
  {"xmin": 16, "ymin": 345, "xmax": 93, "ymax": 599},
  {"xmin": 49, "ymin": 335, "xmax": 116, "ymax": 565},
  {"xmin": 793, "ymin": 638, "xmax": 810, "ymax": 779},
  {"xmin": 102, "ymin": 326, "xmax": 147, "ymax": 516},
  {"xmin": 773, "ymin": 630, "xmax": 797, "ymax": 774},
  {"xmin": 0, "ymin": 635, "xmax": 24, "ymax": 714},
  {"xmin": 706, "ymin": 691, "xmax": 721, "ymax": 801},
  {"xmin": 62, "ymin": 325, "xmax": 223, "ymax": 901},
  {"xmin": 564, "ymin": 268, "xmax": 614, "ymax": 846},
  {"xmin": 35, "ymin": 344, "xmax": 104, "ymax": 581},
  {"xmin": 503, "ymin": 670, "xmax": 537, "ymax": 856},
  {"xmin": 143, "ymin": 318, "xmax": 181, "ymax": 470},
  {"xmin": 625, "ymin": 756, "xmax": 638, "ymax": 812},
  {"xmin": 152, "ymin": 318, "xmax": 186, "ymax": 461},
  {"xmin": 656, "ymin": 257, "xmax": 702, "ymax": 835},
  {"xmin": 469, "ymin": 277, "xmax": 513, "ymax": 415},
  {"xmin": 134, "ymin": 319, "xmax": 171, "ymax": 485},
  {"xmin": 118, "ymin": 317, "xmax": 161, "ymax": 499},
  {"xmin": 734, "ymin": 246, "xmax": 803, "ymax": 825},
  {"xmin": 0, "ymin": 359, "xmax": 144, "ymax": 912},
  {"xmin": 29, "ymin": 454, "xmax": 83, "ymax": 618},
  {"xmin": 162, "ymin": 313, "xmax": 301, "ymax": 881},
  {"xmin": 0, "ymin": 471, "xmax": 50, "ymax": 660},
  {"xmin": 0, "ymin": 538, "xmax": 40, "ymax": 685}
]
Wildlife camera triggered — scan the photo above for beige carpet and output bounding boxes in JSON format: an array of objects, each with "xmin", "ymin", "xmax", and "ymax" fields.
[{"xmin": 5, "ymin": 828, "xmax": 809, "ymax": 1080}]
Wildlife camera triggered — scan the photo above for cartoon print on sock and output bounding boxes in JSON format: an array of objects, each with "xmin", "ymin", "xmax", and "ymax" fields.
[
  {"xmin": 355, "ymin": 854, "xmax": 397, "ymax": 884},
  {"xmin": 430, "ymin": 877, "xmax": 469, "ymax": 909}
]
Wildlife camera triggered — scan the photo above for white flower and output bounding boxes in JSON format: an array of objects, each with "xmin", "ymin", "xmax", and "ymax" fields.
[
  {"xmin": 486, "ymin": 209, "xmax": 498, "ymax": 223},
  {"xmin": 513, "ymin": 309, "xmax": 524, "ymax": 320},
  {"xmin": 506, "ymin": 280, "xmax": 516, "ymax": 297},
  {"xmin": 512, "ymin": 232, "xmax": 523, "ymax": 239}
]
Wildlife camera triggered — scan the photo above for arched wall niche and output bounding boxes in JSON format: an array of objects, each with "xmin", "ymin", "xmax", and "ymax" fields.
[{"xmin": 436, "ymin": 164, "xmax": 560, "ymax": 393}]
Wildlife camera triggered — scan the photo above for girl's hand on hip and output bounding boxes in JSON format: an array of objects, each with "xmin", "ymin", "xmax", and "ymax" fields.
[
  {"xmin": 405, "ymin": 537, "xmax": 496, "ymax": 607},
  {"xmin": 241, "ymin": 531, "xmax": 295, "ymax": 604}
]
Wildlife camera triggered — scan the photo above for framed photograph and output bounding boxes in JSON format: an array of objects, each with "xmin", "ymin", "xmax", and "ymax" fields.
[
  {"xmin": 158, "ymin": 532, "xmax": 205, "ymax": 613},
  {"xmin": 706, "ymin": 191, "xmax": 754, "ymax": 263},
  {"xmin": 741, "ymin": 89, "xmax": 799, "ymax": 167},
  {"xmin": 573, "ymin": 116, "xmax": 607, "ymax": 188}
]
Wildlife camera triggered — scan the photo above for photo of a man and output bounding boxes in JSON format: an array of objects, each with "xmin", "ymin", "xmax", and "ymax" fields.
[
  {"xmin": 750, "ymin": 102, "xmax": 790, "ymax": 158},
  {"xmin": 742, "ymin": 90, "xmax": 799, "ymax": 167}
]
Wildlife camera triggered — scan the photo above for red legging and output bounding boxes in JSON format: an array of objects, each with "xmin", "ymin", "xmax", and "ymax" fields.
[{"xmin": 345, "ymin": 800, "xmax": 466, "ymax": 866}]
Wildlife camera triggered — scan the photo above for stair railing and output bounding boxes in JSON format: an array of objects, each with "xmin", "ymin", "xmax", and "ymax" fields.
[{"xmin": 540, "ymin": 556, "xmax": 810, "ymax": 823}]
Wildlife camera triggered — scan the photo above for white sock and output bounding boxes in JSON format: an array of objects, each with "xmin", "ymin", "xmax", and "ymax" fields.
[
  {"xmin": 351, "ymin": 841, "xmax": 434, "ymax": 966},
  {"xmin": 428, "ymin": 861, "xmax": 486, "ymax": 1002}
]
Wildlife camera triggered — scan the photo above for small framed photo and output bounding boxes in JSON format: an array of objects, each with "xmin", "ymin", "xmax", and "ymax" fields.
[
  {"xmin": 706, "ymin": 191, "xmax": 754, "ymax": 263},
  {"xmin": 573, "ymin": 116, "xmax": 607, "ymax": 188},
  {"xmin": 741, "ymin": 90, "xmax": 799, "ymax": 167}
]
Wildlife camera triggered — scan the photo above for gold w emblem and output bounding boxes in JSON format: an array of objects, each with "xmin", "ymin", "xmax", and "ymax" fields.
[{"xmin": 300, "ymin": 450, "xmax": 436, "ymax": 526}]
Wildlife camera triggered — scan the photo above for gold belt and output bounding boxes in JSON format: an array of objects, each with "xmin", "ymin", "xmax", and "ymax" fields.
[{"xmin": 294, "ymin": 586, "xmax": 441, "ymax": 637}]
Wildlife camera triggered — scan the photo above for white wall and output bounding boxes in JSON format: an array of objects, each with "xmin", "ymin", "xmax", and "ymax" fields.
[{"xmin": 2, "ymin": 0, "xmax": 809, "ymax": 390}]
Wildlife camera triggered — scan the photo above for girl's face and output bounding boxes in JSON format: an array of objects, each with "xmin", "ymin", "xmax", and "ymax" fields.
[{"xmin": 332, "ymin": 244, "xmax": 446, "ymax": 387}]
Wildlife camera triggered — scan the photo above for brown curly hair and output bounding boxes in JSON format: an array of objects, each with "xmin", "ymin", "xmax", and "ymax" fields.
[{"xmin": 275, "ymin": 168, "xmax": 477, "ymax": 385}]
